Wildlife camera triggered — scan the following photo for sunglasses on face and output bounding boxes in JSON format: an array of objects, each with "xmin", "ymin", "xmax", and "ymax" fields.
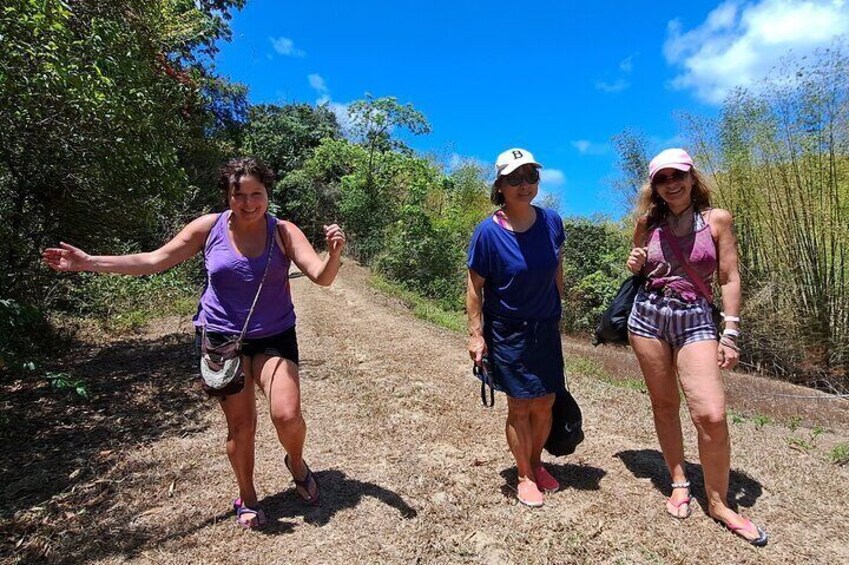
[
  {"xmin": 652, "ymin": 169, "xmax": 689, "ymax": 185},
  {"xmin": 502, "ymin": 167, "xmax": 540, "ymax": 187}
]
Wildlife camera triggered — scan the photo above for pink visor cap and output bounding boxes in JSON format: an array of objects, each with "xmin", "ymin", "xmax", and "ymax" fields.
[{"xmin": 649, "ymin": 148, "xmax": 694, "ymax": 180}]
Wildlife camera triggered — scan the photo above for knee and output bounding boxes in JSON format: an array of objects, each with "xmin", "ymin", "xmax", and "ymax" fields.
[
  {"xmin": 693, "ymin": 410, "xmax": 728, "ymax": 440},
  {"xmin": 227, "ymin": 417, "xmax": 256, "ymax": 441},
  {"xmin": 650, "ymin": 395, "xmax": 680, "ymax": 419},
  {"xmin": 271, "ymin": 407, "xmax": 303, "ymax": 430},
  {"xmin": 507, "ymin": 399, "xmax": 531, "ymax": 421}
]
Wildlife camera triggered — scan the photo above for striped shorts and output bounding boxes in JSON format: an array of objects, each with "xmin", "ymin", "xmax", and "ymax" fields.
[{"xmin": 627, "ymin": 291, "xmax": 718, "ymax": 349}]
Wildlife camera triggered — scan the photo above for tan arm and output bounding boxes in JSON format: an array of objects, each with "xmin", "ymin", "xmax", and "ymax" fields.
[{"xmin": 42, "ymin": 214, "xmax": 217, "ymax": 276}]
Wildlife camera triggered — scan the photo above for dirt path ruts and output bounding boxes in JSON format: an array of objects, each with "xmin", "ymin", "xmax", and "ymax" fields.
[{"xmin": 3, "ymin": 261, "xmax": 847, "ymax": 564}]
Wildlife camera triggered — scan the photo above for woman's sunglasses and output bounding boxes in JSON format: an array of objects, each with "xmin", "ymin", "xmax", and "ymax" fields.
[
  {"xmin": 502, "ymin": 167, "xmax": 540, "ymax": 187},
  {"xmin": 652, "ymin": 169, "xmax": 689, "ymax": 185}
]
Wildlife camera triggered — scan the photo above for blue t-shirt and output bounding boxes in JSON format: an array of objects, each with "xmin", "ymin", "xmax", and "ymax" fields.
[{"xmin": 467, "ymin": 206, "xmax": 565, "ymax": 321}]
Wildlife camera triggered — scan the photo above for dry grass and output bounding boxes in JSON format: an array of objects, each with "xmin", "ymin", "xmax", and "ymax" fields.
[{"xmin": 2, "ymin": 261, "xmax": 847, "ymax": 564}]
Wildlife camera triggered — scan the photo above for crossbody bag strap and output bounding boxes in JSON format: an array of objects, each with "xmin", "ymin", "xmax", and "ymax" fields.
[
  {"xmin": 661, "ymin": 227, "xmax": 714, "ymax": 302},
  {"xmin": 237, "ymin": 218, "xmax": 276, "ymax": 342}
]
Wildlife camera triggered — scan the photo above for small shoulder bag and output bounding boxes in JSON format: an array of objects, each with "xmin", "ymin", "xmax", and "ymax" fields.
[{"xmin": 200, "ymin": 223, "xmax": 275, "ymax": 394}]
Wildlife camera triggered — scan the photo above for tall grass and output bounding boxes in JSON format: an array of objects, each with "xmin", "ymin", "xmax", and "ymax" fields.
[{"xmin": 686, "ymin": 44, "xmax": 849, "ymax": 392}]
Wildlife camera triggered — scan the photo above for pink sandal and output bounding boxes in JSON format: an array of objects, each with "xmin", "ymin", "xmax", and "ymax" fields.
[{"xmin": 233, "ymin": 498, "xmax": 267, "ymax": 529}]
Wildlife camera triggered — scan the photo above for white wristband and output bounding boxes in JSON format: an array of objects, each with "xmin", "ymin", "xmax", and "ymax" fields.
[
  {"xmin": 721, "ymin": 312, "xmax": 740, "ymax": 323},
  {"xmin": 722, "ymin": 328, "xmax": 740, "ymax": 338}
]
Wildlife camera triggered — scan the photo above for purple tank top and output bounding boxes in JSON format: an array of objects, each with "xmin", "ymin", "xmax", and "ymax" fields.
[
  {"xmin": 644, "ymin": 211, "xmax": 717, "ymax": 303},
  {"xmin": 193, "ymin": 212, "xmax": 296, "ymax": 337}
]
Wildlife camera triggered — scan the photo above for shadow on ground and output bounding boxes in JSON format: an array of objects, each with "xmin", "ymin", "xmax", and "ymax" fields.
[
  {"xmin": 498, "ymin": 461, "xmax": 607, "ymax": 499},
  {"xmin": 28, "ymin": 467, "xmax": 415, "ymax": 563},
  {"xmin": 258, "ymin": 468, "xmax": 417, "ymax": 530},
  {"xmin": 0, "ymin": 331, "xmax": 210, "ymax": 562},
  {"xmin": 614, "ymin": 449, "xmax": 764, "ymax": 512}
]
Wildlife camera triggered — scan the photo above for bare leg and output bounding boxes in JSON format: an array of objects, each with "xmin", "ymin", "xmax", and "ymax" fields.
[
  {"xmin": 528, "ymin": 393, "xmax": 555, "ymax": 468},
  {"xmin": 629, "ymin": 334, "xmax": 690, "ymax": 516},
  {"xmin": 253, "ymin": 354, "xmax": 315, "ymax": 500},
  {"xmin": 676, "ymin": 340, "xmax": 765, "ymax": 541},
  {"xmin": 219, "ymin": 357, "xmax": 259, "ymax": 523},
  {"xmin": 506, "ymin": 396, "xmax": 535, "ymax": 479},
  {"xmin": 506, "ymin": 395, "xmax": 544, "ymax": 505}
]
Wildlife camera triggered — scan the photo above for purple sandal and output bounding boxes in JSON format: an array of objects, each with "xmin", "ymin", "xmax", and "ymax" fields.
[
  {"xmin": 233, "ymin": 497, "xmax": 267, "ymax": 529},
  {"xmin": 284, "ymin": 454, "xmax": 320, "ymax": 505}
]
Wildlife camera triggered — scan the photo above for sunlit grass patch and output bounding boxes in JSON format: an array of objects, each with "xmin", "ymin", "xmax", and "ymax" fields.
[
  {"xmin": 369, "ymin": 275, "xmax": 466, "ymax": 333},
  {"xmin": 830, "ymin": 443, "xmax": 849, "ymax": 465},
  {"xmin": 566, "ymin": 356, "xmax": 647, "ymax": 392}
]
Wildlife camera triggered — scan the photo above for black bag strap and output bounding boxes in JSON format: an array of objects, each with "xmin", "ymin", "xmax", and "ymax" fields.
[{"xmin": 473, "ymin": 362, "xmax": 495, "ymax": 408}]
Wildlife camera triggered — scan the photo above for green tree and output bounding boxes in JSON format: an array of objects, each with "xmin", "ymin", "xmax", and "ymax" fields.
[{"xmin": 241, "ymin": 103, "xmax": 341, "ymax": 181}]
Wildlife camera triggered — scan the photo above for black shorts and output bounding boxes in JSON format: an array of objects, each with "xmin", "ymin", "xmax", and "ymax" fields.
[{"xmin": 194, "ymin": 326, "xmax": 299, "ymax": 365}]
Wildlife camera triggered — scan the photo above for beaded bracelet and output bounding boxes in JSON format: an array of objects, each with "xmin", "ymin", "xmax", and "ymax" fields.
[{"xmin": 719, "ymin": 338, "xmax": 740, "ymax": 352}]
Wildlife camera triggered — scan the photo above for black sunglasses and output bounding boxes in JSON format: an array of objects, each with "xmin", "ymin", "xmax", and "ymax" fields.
[
  {"xmin": 502, "ymin": 167, "xmax": 540, "ymax": 187},
  {"xmin": 652, "ymin": 169, "xmax": 689, "ymax": 185}
]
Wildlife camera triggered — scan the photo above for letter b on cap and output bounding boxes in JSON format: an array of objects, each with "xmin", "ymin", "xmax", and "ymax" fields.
[{"xmin": 512, "ymin": 150, "xmax": 523, "ymax": 159}]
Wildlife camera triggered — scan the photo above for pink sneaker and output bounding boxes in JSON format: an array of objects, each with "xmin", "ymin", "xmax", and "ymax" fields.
[
  {"xmin": 534, "ymin": 465, "xmax": 560, "ymax": 493},
  {"xmin": 517, "ymin": 477, "xmax": 544, "ymax": 507}
]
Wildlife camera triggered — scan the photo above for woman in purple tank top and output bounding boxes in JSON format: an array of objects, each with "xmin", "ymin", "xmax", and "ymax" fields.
[
  {"xmin": 625, "ymin": 149, "xmax": 768, "ymax": 546},
  {"xmin": 42, "ymin": 158, "xmax": 345, "ymax": 529}
]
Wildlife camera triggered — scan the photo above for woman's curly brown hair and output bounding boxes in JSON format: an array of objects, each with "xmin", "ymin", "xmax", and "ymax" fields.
[{"xmin": 217, "ymin": 157, "xmax": 275, "ymax": 207}]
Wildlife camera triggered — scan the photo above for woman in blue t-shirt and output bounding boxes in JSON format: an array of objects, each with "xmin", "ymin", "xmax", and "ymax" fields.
[{"xmin": 466, "ymin": 148, "xmax": 566, "ymax": 507}]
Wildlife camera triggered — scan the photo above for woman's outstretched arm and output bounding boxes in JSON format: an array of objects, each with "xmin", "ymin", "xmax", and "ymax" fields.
[{"xmin": 42, "ymin": 214, "xmax": 217, "ymax": 276}]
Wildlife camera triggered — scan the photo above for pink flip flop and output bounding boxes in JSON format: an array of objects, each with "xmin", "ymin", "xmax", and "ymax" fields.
[
  {"xmin": 716, "ymin": 517, "xmax": 769, "ymax": 547},
  {"xmin": 666, "ymin": 480, "xmax": 692, "ymax": 519}
]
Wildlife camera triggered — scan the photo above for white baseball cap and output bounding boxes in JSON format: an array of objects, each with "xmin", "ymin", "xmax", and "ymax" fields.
[
  {"xmin": 649, "ymin": 148, "xmax": 694, "ymax": 180},
  {"xmin": 495, "ymin": 148, "xmax": 543, "ymax": 177}
]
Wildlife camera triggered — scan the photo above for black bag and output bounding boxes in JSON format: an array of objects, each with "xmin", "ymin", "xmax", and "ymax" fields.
[
  {"xmin": 545, "ymin": 385, "xmax": 584, "ymax": 457},
  {"xmin": 593, "ymin": 275, "xmax": 644, "ymax": 345}
]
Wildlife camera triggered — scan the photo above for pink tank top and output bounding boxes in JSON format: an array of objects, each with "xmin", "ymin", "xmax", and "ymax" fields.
[{"xmin": 644, "ymin": 211, "xmax": 717, "ymax": 303}]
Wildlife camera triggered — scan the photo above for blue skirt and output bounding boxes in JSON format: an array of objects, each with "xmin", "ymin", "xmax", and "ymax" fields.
[{"xmin": 483, "ymin": 315, "xmax": 564, "ymax": 399}]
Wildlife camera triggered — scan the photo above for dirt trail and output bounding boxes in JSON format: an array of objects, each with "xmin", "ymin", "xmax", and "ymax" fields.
[{"xmin": 3, "ymin": 262, "xmax": 848, "ymax": 564}]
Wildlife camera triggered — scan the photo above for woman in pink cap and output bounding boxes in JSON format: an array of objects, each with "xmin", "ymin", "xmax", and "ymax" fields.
[
  {"xmin": 625, "ymin": 148, "xmax": 767, "ymax": 546},
  {"xmin": 467, "ymin": 148, "xmax": 566, "ymax": 507}
]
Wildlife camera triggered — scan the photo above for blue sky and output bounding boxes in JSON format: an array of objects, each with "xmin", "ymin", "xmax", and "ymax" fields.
[{"xmin": 214, "ymin": 0, "xmax": 849, "ymax": 218}]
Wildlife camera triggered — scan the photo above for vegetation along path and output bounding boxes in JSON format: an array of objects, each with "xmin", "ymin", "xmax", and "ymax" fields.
[{"xmin": 2, "ymin": 262, "xmax": 848, "ymax": 564}]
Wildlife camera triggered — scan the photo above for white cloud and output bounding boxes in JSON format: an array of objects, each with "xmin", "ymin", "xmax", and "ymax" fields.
[
  {"xmin": 308, "ymin": 73, "xmax": 328, "ymax": 95},
  {"xmin": 269, "ymin": 36, "xmax": 306, "ymax": 57},
  {"xmin": 595, "ymin": 79, "xmax": 630, "ymax": 93},
  {"xmin": 596, "ymin": 54, "xmax": 637, "ymax": 93},
  {"xmin": 305, "ymin": 74, "xmax": 349, "ymax": 128},
  {"xmin": 328, "ymin": 101, "xmax": 352, "ymax": 130},
  {"xmin": 447, "ymin": 152, "xmax": 489, "ymax": 173},
  {"xmin": 665, "ymin": 0, "xmax": 849, "ymax": 104},
  {"xmin": 540, "ymin": 168, "xmax": 566, "ymax": 187},
  {"xmin": 571, "ymin": 140, "xmax": 609, "ymax": 155}
]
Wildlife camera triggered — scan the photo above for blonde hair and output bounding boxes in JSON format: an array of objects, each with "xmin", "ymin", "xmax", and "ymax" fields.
[{"xmin": 633, "ymin": 168, "xmax": 713, "ymax": 228}]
